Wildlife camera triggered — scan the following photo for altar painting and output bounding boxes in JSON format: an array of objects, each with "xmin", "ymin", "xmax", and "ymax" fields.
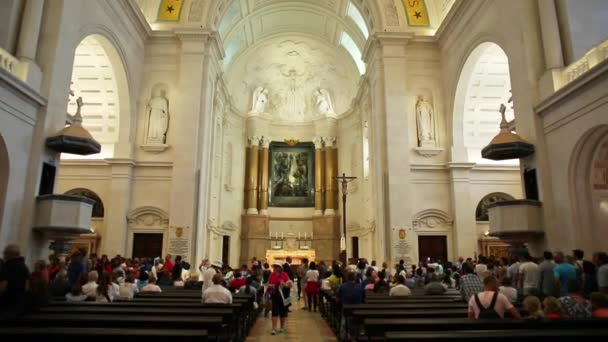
[{"xmin": 269, "ymin": 142, "xmax": 314, "ymax": 207}]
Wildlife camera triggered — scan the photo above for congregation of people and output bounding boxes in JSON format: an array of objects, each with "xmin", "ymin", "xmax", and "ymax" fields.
[{"xmin": 2, "ymin": 242, "xmax": 608, "ymax": 338}]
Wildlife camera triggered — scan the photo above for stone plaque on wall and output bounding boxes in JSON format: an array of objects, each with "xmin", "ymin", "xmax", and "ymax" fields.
[
  {"xmin": 393, "ymin": 226, "xmax": 414, "ymax": 265},
  {"xmin": 168, "ymin": 226, "xmax": 190, "ymax": 262}
]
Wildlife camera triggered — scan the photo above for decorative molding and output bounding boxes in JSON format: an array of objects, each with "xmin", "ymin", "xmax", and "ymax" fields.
[
  {"xmin": 141, "ymin": 144, "xmax": 170, "ymax": 153},
  {"xmin": 413, "ymin": 147, "xmax": 443, "ymax": 157},
  {"xmin": 412, "ymin": 209, "xmax": 453, "ymax": 231},
  {"xmin": 127, "ymin": 206, "xmax": 170, "ymax": 227}
]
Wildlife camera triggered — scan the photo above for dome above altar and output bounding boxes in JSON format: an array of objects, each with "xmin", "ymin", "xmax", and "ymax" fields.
[{"xmin": 225, "ymin": 35, "xmax": 360, "ymax": 122}]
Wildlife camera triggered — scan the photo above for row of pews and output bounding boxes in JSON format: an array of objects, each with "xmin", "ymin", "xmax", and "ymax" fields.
[
  {"xmin": 0, "ymin": 286, "xmax": 258, "ymax": 341},
  {"xmin": 320, "ymin": 288, "xmax": 608, "ymax": 341}
]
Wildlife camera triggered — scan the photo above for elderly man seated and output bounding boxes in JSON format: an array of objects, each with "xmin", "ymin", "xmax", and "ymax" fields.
[{"xmin": 202, "ymin": 273, "xmax": 232, "ymax": 304}]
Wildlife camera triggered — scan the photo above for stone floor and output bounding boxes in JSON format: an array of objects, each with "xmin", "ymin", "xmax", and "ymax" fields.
[{"xmin": 246, "ymin": 297, "xmax": 337, "ymax": 341}]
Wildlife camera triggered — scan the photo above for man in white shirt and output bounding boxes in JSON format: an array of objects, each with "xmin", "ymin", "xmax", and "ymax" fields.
[
  {"xmin": 202, "ymin": 273, "xmax": 232, "ymax": 304},
  {"xmin": 389, "ymin": 275, "xmax": 412, "ymax": 297},
  {"xmin": 468, "ymin": 276, "xmax": 522, "ymax": 320},
  {"xmin": 518, "ymin": 253, "xmax": 539, "ymax": 296},
  {"xmin": 81, "ymin": 271, "xmax": 99, "ymax": 299},
  {"xmin": 201, "ymin": 261, "xmax": 222, "ymax": 295},
  {"xmin": 475, "ymin": 256, "xmax": 488, "ymax": 281}
]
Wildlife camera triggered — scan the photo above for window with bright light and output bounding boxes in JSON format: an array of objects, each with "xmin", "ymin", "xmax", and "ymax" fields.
[
  {"xmin": 347, "ymin": 2, "xmax": 369, "ymax": 39},
  {"xmin": 340, "ymin": 31, "xmax": 366, "ymax": 74}
]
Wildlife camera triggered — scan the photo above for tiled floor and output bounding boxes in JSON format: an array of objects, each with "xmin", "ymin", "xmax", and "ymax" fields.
[{"xmin": 246, "ymin": 297, "xmax": 337, "ymax": 341}]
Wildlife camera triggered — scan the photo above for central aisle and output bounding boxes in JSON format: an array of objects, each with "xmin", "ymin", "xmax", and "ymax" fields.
[{"xmin": 246, "ymin": 298, "xmax": 337, "ymax": 341}]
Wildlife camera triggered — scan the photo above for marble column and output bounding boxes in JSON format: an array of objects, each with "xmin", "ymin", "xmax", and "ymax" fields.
[
  {"xmin": 104, "ymin": 161, "xmax": 134, "ymax": 256},
  {"xmin": 313, "ymin": 137, "xmax": 325, "ymax": 216},
  {"xmin": 538, "ymin": 0, "xmax": 564, "ymax": 70},
  {"xmin": 16, "ymin": 0, "xmax": 44, "ymax": 89},
  {"xmin": 448, "ymin": 163, "xmax": 477, "ymax": 259},
  {"xmin": 363, "ymin": 32, "xmax": 413, "ymax": 264},
  {"xmin": 324, "ymin": 137, "xmax": 337, "ymax": 216},
  {"xmin": 258, "ymin": 137, "xmax": 270, "ymax": 216},
  {"xmin": 245, "ymin": 136, "xmax": 260, "ymax": 215}
]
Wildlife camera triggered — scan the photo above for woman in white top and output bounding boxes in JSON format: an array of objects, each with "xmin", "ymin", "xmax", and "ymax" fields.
[
  {"xmin": 65, "ymin": 282, "xmax": 88, "ymax": 302},
  {"xmin": 141, "ymin": 275, "xmax": 163, "ymax": 293},
  {"xmin": 305, "ymin": 262, "xmax": 320, "ymax": 312},
  {"xmin": 118, "ymin": 274, "xmax": 139, "ymax": 300},
  {"xmin": 96, "ymin": 272, "xmax": 119, "ymax": 303}
]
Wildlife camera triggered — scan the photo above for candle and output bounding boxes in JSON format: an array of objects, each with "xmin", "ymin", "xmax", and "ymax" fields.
[
  {"xmin": 298, "ymin": 232, "xmax": 301, "ymax": 239},
  {"xmin": 312, "ymin": 231, "xmax": 313, "ymax": 240},
  {"xmin": 304, "ymin": 232, "xmax": 307, "ymax": 239},
  {"xmin": 281, "ymin": 232, "xmax": 284, "ymax": 239}
]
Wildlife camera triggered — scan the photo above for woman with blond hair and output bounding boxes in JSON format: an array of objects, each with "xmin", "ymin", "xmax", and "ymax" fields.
[{"xmin": 523, "ymin": 296, "xmax": 544, "ymax": 320}]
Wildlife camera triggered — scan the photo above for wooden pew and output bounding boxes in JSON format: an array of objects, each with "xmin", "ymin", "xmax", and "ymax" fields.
[
  {"xmin": 384, "ymin": 329, "xmax": 608, "ymax": 341},
  {"xmin": 0, "ymin": 327, "xmax": 208, "ymax": 341},
  {"xmin": 364, "ymin": 318, "xmax": 608, "ymax": 339}
]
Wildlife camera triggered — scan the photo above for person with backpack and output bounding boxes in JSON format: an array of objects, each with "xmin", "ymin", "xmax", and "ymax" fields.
[{"xmin": 468, "ymin": 275, "xmax": 522, "ymax": 320}]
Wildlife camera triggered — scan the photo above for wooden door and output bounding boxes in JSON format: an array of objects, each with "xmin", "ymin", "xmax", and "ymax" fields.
[
  {"xmin": 222, "ymin": 235, "xmax": 230, "ymax": 267},
  {"xmin": 132, "ymin": 233, "xmax": 163, "ymax": 259},
  {"xmin": 418, "ymin": 235, "xmax": 448, "ymax": 263}
]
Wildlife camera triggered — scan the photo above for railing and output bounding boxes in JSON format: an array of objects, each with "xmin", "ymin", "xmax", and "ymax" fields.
[
  {"xmin": 0, "ymin": 46, "xmax": 20, "ymax": 77},
  {"xmin": 560, "ymin": 39, "xmax": 608, "ymax": 88}
]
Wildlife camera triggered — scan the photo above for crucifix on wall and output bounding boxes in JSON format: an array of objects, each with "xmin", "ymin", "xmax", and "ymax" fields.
[{"xmin": 336, "ymin": 172, "xmax": 357, "ymax": 264}]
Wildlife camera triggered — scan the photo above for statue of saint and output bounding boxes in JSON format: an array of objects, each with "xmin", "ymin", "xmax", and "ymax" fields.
[
  {"xmin": 315, "ymin": 88, "xmax": 335, "ymax": 116},
  {"xmin": 146, "ymin": 87, "xmax": 169, "ymax": 144},
  {"xmin": 282, "ymin": 68, "xmax": 305, "ymax": 119},
  {"xmin": 250, "ymin": 86, "xmax": 269, "ymax": 114},
  {"xmin": 416, "ymin": 95, "xmax": 435, "ymax": 145}
]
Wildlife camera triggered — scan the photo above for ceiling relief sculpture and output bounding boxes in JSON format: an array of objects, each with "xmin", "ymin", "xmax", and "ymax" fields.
[{"xmin": 227, "ymin": 38, "xmax": 359, "ymax": 123}]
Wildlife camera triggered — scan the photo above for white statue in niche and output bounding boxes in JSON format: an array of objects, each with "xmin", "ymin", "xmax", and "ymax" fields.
[
  {"xmin": 146, "ymin": 86, "xmax": 169, "ymax": 144},
  {"xmin": 416, "ymin": 95, "xmax": 435, "ymax": 146},
  {"xmin": 249, "ymin": 86, "xmax": 269, "ymax": 114},
  {"xmin": 315, "ymin": 88, "xmax": 336, "ymax": 116}
]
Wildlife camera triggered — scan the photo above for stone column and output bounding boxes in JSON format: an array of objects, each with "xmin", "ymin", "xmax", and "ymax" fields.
[
  {"xmin": 313, "ymin": 136, "xmax": 325, "ymax": 216},
  {"xmin": 244, "ymin": 136, "xmax": 260, "ymax": 215},
  {"xmin": 324, "ymin": 137, "xmax": 337, "ymax": 216},
  {"xmin": 538, "ymin": 0, "xmax": 564, "ymax": 70},
  {"xmin": 16, "ymin": 0, "xmax": 44, "ymax": 89},
  {"xmin": 448, "ymin": 163, "xmax": 477, "ymax": 259},
  {"xmin": 363, "ymin": 32, "xmax": 413, "ymax": 264},
  {"xmin": 104, "ymin": 160, "xmax": 134, "ymax": 256},
  {"xmin": 258, "ymin": 137, "xmax": 270, "ymax": 216}
]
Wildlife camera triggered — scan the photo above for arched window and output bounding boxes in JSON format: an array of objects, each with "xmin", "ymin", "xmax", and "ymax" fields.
[
  {"xmin": 475, "ymin": 192, "xmax": 514, "ymax": 221},
  {"xmin": 453, "ymin": 42, "xmax": 516, "ymax": 165},
  {"xmin": 65, "ymin": 188, "xmax": 104, "ymax": 218},
  {"xmin": 63, "ymin": 34, "xmax": 128, "ymax": 159}
]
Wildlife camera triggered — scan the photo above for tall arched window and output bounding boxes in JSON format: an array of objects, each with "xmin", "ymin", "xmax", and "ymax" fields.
[
  {"xmin": 453, "ymin": 42, "xmax": 516, "ymax": 165},
  {"xmin": 65, "ymin": 188, "xmax": 105, "ymax": 218},
  {"xmin": 63, "ymin": 34, "xmax": 129, "ymax": 159}
]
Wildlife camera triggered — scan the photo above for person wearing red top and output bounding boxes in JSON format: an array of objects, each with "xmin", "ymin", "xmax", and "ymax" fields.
[
  {"xmin": 591, "ymin": 292, "xmax": 608, "ymax": 318},
  {"xmin": 163, "ymin": 254, "xmax": 174, "ymax": 274},
  {"xmin": 543, "ymin": 296, "xmax": 565, "ymax": 319},
  {"xmin": 230, "ymin": 272, "xmax": 246, "ymax": 290},
  {"xmin": 267, "ymin": 261, "xmax": 292, "ymax": 335}
]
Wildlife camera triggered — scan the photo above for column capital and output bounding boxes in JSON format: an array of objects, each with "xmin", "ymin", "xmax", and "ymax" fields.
[
  {"xmin": 260, "ymin": 136, "xmax": 271, "ymax": 148},
  {"xmin": 323, "ymin": 136, "xmax": 337, "ymax": 148},
  {"xmin": 363, "ymin": 32, "xmax": 414, "ymax": 63},
  {"xmin": 312, "ymin": 136, "xmax": 324, "ymax": 149},
  {"xmin": 247, "ymin": 135, "xmax": 261, "ymax": 147}
]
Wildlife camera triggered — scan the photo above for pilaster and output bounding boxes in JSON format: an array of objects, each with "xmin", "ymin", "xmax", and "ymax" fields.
[
  {"xmin": 448, "ymin": 162, "xmax": 476, "ymax": 259},
  {"xmin": 363, "ymin": 32, "xmax": 413, "ymax": 264}
]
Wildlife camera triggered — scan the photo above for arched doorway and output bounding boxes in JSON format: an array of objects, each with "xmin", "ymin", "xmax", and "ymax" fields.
[
  {"xmin": 569, "ymin": 125, "xmax": 608, "ymax": 251},
  {"xmin": 64, "ymin": 188, "xmax": 105, "ymax": 255},
  {"xmin": 0, "ymin": 134, "xmax": 8, "ymax": 233},
  {"xmin": 62, "ymin": 34, "xmax": 131, "ymax": 159}
]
